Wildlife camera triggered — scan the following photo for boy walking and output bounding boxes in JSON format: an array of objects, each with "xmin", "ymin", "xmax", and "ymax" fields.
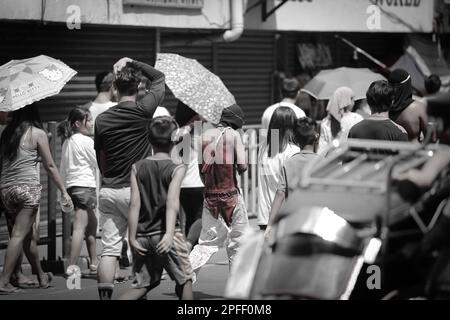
[{"xmin": 119, "ymin": 116, "xmax": 193, "ymax": 300}]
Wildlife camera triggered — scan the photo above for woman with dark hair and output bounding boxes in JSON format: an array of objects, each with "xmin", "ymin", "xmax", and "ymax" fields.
[
  {"xmin": 257, "ymin": 106, "xmax": 300, "ymax": 230},
  {"xmin": 0, "ymin": 104, "xmax": 72, "ymax": 294},
  {"xmin": 317, "ymin": 87, "xmax": 363, "ymax": 155},
  {"xmin": 0, "ymin": 111, "xmax": 38, "ymax": 288},
  {"xmin": 57, "ymin": 107, "xmax": 98, "ymax": 276},
  {"xmin": 265, "ymin": 117, "xmax": 320, "ymax": 238}
]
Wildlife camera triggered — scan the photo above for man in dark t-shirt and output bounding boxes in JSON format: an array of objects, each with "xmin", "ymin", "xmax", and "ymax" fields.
[
  {"xmin": 349, "ymin": 119, "xmax": 408, "ymax": 141},
  {"xmin": 94, "ymin": 57, "xmax": 165, "ymax": 300},
  {"xmin": 349, "ymin": 80, "xmax": 408, "ymax": 142}
]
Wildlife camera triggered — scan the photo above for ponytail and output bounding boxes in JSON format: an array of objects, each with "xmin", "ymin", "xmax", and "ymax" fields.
[
  {"xmin": 57, "ymin": 119, "xmax": 73, "ymax": 143},
  {"xmin": 57, "ymin": 106, "xmax": 91, "ymax": 144}
]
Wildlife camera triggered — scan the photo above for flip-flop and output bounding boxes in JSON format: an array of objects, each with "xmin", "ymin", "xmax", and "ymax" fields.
[
  {"xmin": 114, "ymin": 274, "xmax": 127, "ymax": 284},
  {"xmin": 11, "ymin": 278, "xmax": 39, "ymax": 288},
  {"xmin": 0, "ymin": 286, "xmax": 23, "ymax": 295},
  {"xmin": 89, "ymin": 264, "xmax": 98, "ymax": 275},
  {"xmin": 38, "ymin": 272, "xmax": 53, "ymax": 289}
]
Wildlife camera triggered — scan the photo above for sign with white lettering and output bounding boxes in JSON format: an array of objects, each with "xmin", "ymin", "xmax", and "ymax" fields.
[{"xmin": 245, "ymin": 0, "xmax": 434, "ymax": 33}]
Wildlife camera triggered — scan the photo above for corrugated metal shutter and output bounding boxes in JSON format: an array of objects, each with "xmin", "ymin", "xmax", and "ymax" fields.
[
  {"xmin": 0, "ymin": 21, "xmax": 156, "ymax": 244},
  {"xmin": 218, "ymin": 31, "xmax": 275, "ymax": 125},
  {"xmin": 160, "ymin": 30, "xmax": 275, "ymax": 125},
  {"xmin": 286, "ymin": 32, "xmax": 405, "ymax": 75},
  {"xmin": 0, "ymin": 21, "xmax": 156, "ymax": 122}
]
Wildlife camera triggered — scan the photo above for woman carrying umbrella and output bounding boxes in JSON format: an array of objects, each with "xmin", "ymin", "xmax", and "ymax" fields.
[
  {"xmin": 0, "ymin": 104, "xmax": 72, "ymax": 293},
  {"xmin": 317, "ymin": 87, "xmax": 363, "ymax": 155}
]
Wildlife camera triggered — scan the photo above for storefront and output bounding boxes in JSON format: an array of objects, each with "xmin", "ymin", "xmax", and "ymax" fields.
[
  {"xmin": 0, "ymin": 0, "xmax": 443, "ymax": 250},
  {"xmin": 0, "ymin": 0, "xmax": 440, "ymax": 124}
]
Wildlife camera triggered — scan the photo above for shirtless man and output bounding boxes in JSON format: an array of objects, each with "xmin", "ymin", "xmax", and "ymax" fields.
[{"xmin": 388, "ymin": 69, "xmax": 429, "ymax": 142}]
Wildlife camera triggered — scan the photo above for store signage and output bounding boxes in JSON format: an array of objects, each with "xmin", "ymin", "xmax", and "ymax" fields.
[
  {"xmin": 371, "ymin": 0, "xmax": 422, "ymax": 6},
  {"xmin": 247, "ymin": 0, "xmax": 434, "ymax": 32},
  {"xmin": 123, "ymin": 0, "xmax": 204, "ymax": 9}
]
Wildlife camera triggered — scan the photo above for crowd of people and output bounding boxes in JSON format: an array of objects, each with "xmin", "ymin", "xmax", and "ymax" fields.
[{"xmin": 0, "ymin": 56, "xmax": 448, "ymax": 299}]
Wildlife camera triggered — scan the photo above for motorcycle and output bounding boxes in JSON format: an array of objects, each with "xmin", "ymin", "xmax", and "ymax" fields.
[{"xmin": 225, "ymin": 138, "xmax": 448, "ymax": 300}]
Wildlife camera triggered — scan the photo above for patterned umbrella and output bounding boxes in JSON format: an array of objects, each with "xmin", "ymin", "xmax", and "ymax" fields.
[
  {"xmin": 0, "ymin": 55, "xmax": 77, "ymax": 112},
  {"xmin": 301, "ymin": 67, "xmax": 386, "ymax": 101},
  {"xmin": 155, "ymin": 53, "xmax": 236, "ymax": 124}
]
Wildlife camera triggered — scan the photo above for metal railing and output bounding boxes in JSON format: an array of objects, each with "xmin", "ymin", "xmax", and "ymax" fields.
[{"xmin": 237, "ymin": 125, "xmax": 261, "ymax": 218}]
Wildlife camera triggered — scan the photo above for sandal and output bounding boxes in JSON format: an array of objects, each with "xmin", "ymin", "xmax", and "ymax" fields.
[
  {"xmin": 89, "ymin": 264, "xmax": 98, "ymax": 275},
  {"xmin": 38, "ymin": 272, "xmax": 53, "ymax": 289},
  {"xmin": 10, "ymin": 276, "xmax": 38, "ymax": 289},
  {"xmin": 0, "ymin": 285, "xmax": 23, "ymax": 295},
  {"xmin": 114, "ymin": 273, "xmax": 127, "ymax": 284},
  {"xmin": 81, "ymin": 264, "xmax": 97, "ymax": 278}
]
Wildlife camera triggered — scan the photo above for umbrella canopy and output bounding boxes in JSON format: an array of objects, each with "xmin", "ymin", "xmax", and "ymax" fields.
[
  {"xmin": 155, "ymin": 53, "xmax": 236, "ymax": 124},
  {"xmin": 0, "ymin": 55, "xmax": 76, "ymax": 112},
  {"xmin": 301, "ymin": 67, "xmax": 386, "ymax": 101}
]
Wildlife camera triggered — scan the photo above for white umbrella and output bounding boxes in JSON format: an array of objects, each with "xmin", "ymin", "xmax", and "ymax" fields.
[
  {"xmin": 301, "ymin": 67, "xmax": 386, "ymax": 100},
  {"xmin": 0, "ymin": 55, "xmax": 77, "ymax": 112}
]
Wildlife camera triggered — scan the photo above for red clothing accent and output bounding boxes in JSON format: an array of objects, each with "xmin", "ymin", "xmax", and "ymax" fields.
[
  {"xmin": 205, "ymin": 193, "xmax": 238, "ymax": 227},
  {"xmin": 200, "ymin": 128, "xmax": 239, "ymax": 226}
]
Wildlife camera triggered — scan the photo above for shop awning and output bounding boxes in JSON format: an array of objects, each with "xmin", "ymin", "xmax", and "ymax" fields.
[{"xmin": 390, "ymin": 35, "xmax": 450, "ymax": 95}]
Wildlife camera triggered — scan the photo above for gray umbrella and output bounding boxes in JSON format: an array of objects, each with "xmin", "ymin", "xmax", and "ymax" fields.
[
  {"xmin": 155, "ymin": 53, "xmax": 236, "ymax": 124},
  {"xmin": 301, "ymin": 67, "xmax": 386, "ymax": 101}
]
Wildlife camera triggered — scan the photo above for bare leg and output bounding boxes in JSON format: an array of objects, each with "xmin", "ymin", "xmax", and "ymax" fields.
[
  {"xmin": 17, "ymin": 215, "xmax": 41, "ymax": 286},
  {"xmin": 97, "ymin": 255, "xmax": 117, "ymax": 299},
  {"xmin": 98, "ymin": 256, "xmax": 117, "ymax": 283},
  {"xmin": 0, "ymin": 207, "xmax": 37, "ymax": 290},
  {"xmin": 22, "ymin": 227, "xmax": 48, "ymax": 286},
  {"xmin": 115, "ymin": 259, "xmax": 125, "ymax": 281},
  {"xmin": 12, "ymin": 253, "xmax": 27, "ymax": 282},
  {"xmin": 180, "ymin": 280, "xmax": 193, "ymax": 300},
  {"xmin": 6, "ymin": 209, "xmax": 32, "ymax": 284},
  {"xmin": 31, "ymin": 209, "xmax": 40, "ymax": 275},
  {"xmin": 85, "ymin": 208, "xmax": 98, "ymax": 267},
  {"xmin": 68, "ymin": 208, "xmax": 88, "ymax": 266}
]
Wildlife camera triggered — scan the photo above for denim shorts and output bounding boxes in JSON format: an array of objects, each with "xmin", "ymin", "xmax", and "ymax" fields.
[
  {"xmin": 132, "ymin": 231, "xmax": 193, "ymax": 288},
  {"xmin": 0, "ymin": 184, "xmax": 42, "ymax": 213},
  {"xmin": 67, "ymin": 186, "xmax": 97, "ymax": 211}
]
